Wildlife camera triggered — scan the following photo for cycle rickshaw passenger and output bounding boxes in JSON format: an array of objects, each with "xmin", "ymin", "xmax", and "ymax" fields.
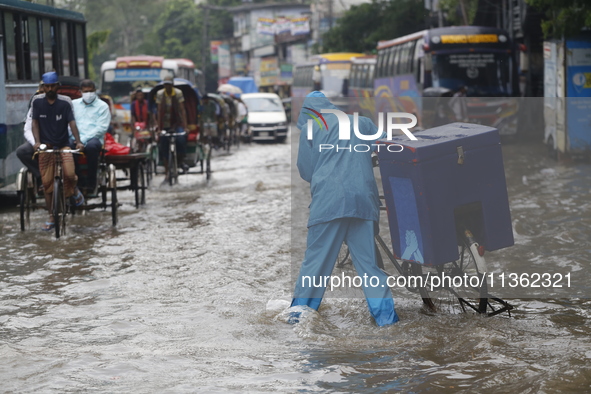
[{"xmin": 70, "ymin": 79, "xmax": 111, "ymax": 196}]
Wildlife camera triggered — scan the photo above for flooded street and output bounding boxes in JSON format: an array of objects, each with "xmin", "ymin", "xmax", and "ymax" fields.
[{"xmin": 1, "ymin": 132, "xmax": 591, "ymax": 392}]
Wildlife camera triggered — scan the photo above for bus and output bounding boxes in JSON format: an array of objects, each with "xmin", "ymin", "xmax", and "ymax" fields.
[
  {"xmin": 99, "ymin": 56, "xmax": 198, "ymax": 136},
  {"xmin": 292, "ymin": 52, "xmax": 364, "ymax": 99},
  {"xmin": 0, "ymin": 0, "xmax": 87, "ymax": 190},
  {"xmin": 374, "ymin": 26, "xmax": 520, "ymax": 135}
]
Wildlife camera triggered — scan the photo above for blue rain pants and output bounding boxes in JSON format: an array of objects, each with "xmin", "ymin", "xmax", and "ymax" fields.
[{"xmin": 291, "ymin": 218, "xmax": 399, "ymax": 326}]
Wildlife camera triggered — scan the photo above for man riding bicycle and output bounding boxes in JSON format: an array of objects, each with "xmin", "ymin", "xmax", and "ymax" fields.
[
  {"xmin": 32, "ymin": 72, "xmax": 84, "ymax": 231},
  {"xmin": 156, "ymin": 76, "xmax": 188, "ymax": 180}
]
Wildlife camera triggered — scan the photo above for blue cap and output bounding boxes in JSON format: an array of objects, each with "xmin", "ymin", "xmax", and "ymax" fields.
[{"xmin": 42, "ymin": 71, "xmax": 59, "ymax": 84}]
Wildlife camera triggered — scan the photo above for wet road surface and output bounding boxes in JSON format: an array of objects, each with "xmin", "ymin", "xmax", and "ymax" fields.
[{"xmin": 1, "ymin": 133, "xmax": 591, "ymax": 392}]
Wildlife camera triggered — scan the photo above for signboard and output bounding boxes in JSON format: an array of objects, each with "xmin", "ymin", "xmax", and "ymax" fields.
[
  {"xmin": 290, "ymin": 17, "xmax": 310, "ymax": 36},
  {"xmin": 260, "ymin": 57, "xmax": 278, "ymax": 87},
  {"xmin": 257, "ymin": 18, "xmax": 275, "ymax": 36},
  {"xmin": 111, "ymin": 68, "xmax": 163, "ymax": 81},
  {"xmin": 280, "ymin": 63, "xmax": 293, "ymax": 83},
  {"xmin": 218, "ymin": 44, "xmax": 231, "ymax": 78},
  {"xmin": 210, "ymin": 40, "xmax": 222, "ymax": 64},
  {"xmin": 440, "ymin": 34, "xmax": 499, "ymax": 44},
  {"xmin": 234, "ymin": 53, "xmax": 246, "ymax": 75}
]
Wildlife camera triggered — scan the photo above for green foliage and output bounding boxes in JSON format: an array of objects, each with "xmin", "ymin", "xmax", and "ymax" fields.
[
  {"xmin": 439, "ymin": 0, "xmax": 478, "ymax": 25},
  {"xmin": 322, "ymin": 0, "xmax": 428, "ymax": 53},
  {"xmin": 527, "ymin": 0, "xmax": 591, "ymax": 38},
  {"xmin": 86, "ymin": 30, "xmax": 111, "ymax": 80}
]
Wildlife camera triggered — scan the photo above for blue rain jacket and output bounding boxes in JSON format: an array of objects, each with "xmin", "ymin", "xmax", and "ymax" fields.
[{"xmin": 297, "ymin": 92, "xmax": 382, "ymax": 227}]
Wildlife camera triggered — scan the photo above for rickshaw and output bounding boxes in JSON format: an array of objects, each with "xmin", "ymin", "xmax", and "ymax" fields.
[
  {"xmin": 201, "ymin": 93, "xmax": 232, "ymax": 152},
  {"xmin": 17, "ymin": 76, "xmax": 123, "ymax": 237},
  {"xmin": 148, "ymin": 78, "xmax": 211, "ymax": 183},
  {"xmin": 220, "ymin": 94, "xmax": 239, "ymax": 148}
]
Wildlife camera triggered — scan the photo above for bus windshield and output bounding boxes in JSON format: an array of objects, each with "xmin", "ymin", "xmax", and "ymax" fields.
[
  {"xmin": 101, "ymin": 68, "xmax": 174, "ymax": 104},
  {"xmin": 432, "ymin": 53, "xmax": 512, "ymax": 96},
  {"xmin": 321, "ymin": 63, "xmax": 351, "ymax": 97}
]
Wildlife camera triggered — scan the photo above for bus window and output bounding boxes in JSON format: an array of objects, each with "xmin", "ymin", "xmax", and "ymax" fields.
[
  {"xmin": 60, "ymin": 21, "xmax": 70, "ymax": 75},
  {"xmin": 376, "ymin": 49, "xmax": 385, "ymax": 78},
  {"xmin": 360, "ymin": 65, "xmax": 368, "ymax": 88},
  {"xmin": 408, "ymin": 40, "xmax": 416, "ymax": 73},
  {"xmin": 4, "ymin": 12, "xmax": 18, "ymax": 80},
  {"xmin": 41, "ymin": 19, "xmax": 54, "ymax": 73},
  {"xmin": 28, "ymin": 17, "xmax": 40, "ymax": 80},
  {"xmin": 75, "ymin": 24, "xmax": 85, "ymax": 77},
  {"xmin": 414, "ymin": 37, "xmax": 423, "ymax": 84},
  {"xmin": 367, "ymin": 64, "xmax": 375, "ymax": 88}
]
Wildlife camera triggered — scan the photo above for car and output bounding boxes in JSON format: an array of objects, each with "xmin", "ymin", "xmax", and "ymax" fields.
[{"xmin": 241, "ymin": 93, "xmax": 289, "ymax": 143}]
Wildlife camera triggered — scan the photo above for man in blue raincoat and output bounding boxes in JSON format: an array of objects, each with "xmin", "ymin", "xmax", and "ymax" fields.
[{"xmin": 291, "ymin": 91, "xmax": 399, "ymax": 326}]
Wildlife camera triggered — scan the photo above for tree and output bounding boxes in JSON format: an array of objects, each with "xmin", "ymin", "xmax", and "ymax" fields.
[
  {"xmin": 86, "ymin": 30, "xmax": 111, "ymax": 80},
  {"xmin": 439, "ymin": 0, "xmax": 478, "ymax": 26},
  {"xmin": 527, "ymin": 0, "xmax": 591, "ymax": 38},
  {"xmin": 323, "ymin": 0, "xmax": 428, "ymax": 53}
]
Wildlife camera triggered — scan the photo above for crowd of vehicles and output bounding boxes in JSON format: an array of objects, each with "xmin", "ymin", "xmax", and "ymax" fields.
[
  {"xmin": 293, "ymin": 26, "xmax": 521, "ymax": 136},
  {"xmin": 99, "ymin": 55, "xmax": 203, "ymax": 143}
]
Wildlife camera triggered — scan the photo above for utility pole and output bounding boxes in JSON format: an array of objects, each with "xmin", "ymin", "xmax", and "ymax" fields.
[
  {"xmin": 458, "ymin": 0, "xmax": 469, "ymax": 25},
  {"xmin": 199, "ymin": 3, "xmax": 235, "ymax": 89}
]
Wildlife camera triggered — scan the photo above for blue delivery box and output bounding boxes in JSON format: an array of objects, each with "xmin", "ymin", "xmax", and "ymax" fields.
[{"xmin": 377, "ymin": 123, "xmax": 514, "ymax": 266}]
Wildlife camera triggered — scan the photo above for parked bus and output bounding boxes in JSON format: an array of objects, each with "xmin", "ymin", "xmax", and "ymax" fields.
[
  {"xmin": 375, "ymin": 26, "xmax": 520, "ymax": 134},
  {"xmin": 99, "ymin": 56, "xmax": 197, "ymax": 136},
  {"xmin": 0, "ymin": 0, "xmax": 87, "ymax": 190},
  {"xmin": 292, "ymin": 53, "xmax": 363, "ymax": 99}
]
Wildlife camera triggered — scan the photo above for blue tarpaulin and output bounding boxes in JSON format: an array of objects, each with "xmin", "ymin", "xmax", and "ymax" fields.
[{"xmin": 228, "ymin": 77, "xmax": 258, "ymax": 94}]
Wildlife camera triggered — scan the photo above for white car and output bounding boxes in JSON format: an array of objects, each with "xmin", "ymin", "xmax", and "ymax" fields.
[{"xmin": 242, "ymin": 93, "xmax": 289, "ymax": 143}]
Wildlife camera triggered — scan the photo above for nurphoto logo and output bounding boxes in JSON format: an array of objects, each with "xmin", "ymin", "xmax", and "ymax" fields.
[{"xmin": 305, "ymin": 109, "xmax": 417, "ymax": 153}]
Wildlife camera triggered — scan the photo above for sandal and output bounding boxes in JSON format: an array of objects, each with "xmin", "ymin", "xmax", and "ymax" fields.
[
  {"xmin": 73, "ymin": 188, "xmax": 85, "ymax": 206},
  {"xmin": 41, "ymin": 221, "xmax": 55, "ymax": 231}
]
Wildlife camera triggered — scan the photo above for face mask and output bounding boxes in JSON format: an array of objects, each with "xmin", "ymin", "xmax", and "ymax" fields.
[
  {"xmin": 82, "ymin": 91, "xmax": 97, "ymax": 104},
  {"xmin": 46, "ymin": 90, "xmax": 57, "ymax": 100}
]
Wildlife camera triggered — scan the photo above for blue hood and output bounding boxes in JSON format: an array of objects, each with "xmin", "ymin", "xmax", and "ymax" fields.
[{"xmin": 296, "ymin": 91, "xmax": 381, "ymax": 227}]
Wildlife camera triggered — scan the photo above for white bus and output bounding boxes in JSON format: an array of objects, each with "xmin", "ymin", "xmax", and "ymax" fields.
[{"xmin": 0, "ymin": 0, "xmax": 87, "ymax": 191}]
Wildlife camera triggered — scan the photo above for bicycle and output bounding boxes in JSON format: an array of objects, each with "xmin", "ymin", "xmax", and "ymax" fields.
[
  {"xmin": 160, "ymin": 129, "xmax": 186, "ymax": 186},
  {"xmin": 337, "ymin": 157, "xmax": 514, "ymax": 318},
  {"xmin": 336, "ymin": 210, "xmax": 513, "ymax": 317},
  {"xmin": 34, "ymin": 145, "xmax": 82, "ymax": 239}
]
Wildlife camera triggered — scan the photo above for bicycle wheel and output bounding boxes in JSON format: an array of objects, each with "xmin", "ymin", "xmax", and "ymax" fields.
[
  {"xmin": 205, "ymin": 143, "xmax": 212, "ymax": 180},
  {"xmin": 168, "ymin": 141, "xmax": 178, "ymax": 186},
  {"xmin": 132, "ymin": 165, "xmax": 140, "ymax": 208},
  {"xmin": 138, "ymin": 163, "xmax": 146, "ymax": 206},
  {"xmin": 411, "ymin": 230, "xmax": 511, "ymax": 316},
  {"xmin": 53, "ymin": 178, "xmax": 66, "ymax": 239},
  {"xmin": 109, "ymin": 165, "xmax": 118, "ymax": 226},
  {"xmin": 19, "ymin": 170, "xmax": 32, "ymax": 231}
]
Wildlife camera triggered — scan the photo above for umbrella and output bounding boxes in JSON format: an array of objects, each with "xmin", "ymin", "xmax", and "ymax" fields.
[{"xmin": 218, "ymin": 83, "xmax": 243, "ymax": 95}]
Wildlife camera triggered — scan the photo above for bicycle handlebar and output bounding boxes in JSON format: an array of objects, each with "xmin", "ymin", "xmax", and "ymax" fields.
[
  {"xmin": 34, "ymin": 146, "xmax": 84, "ymax": 156},
  {"xmin": 160, "ymin": 130, "xmax": 187, "ymax": 137}
]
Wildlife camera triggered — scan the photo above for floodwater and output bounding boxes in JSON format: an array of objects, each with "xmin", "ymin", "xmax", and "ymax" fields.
[{"xmin": 1, "ymin": 131, "xmax": 590, "ymax": 392}]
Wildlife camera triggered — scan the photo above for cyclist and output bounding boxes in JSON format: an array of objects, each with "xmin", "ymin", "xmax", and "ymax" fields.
[
  {"xmin": 289, "ymin": 91, "xmax": 399, "ymax": 327},
  {"xmin": 71, "ymin": 79, "xmax": 111, "ymax": 196},
  {"xmin": 32, "ymin": 72, "xmax": 84, "ymax": 231},
  {"xmin": 156, "ymin": 76, "xmax": 188, "ymax": 179}
]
